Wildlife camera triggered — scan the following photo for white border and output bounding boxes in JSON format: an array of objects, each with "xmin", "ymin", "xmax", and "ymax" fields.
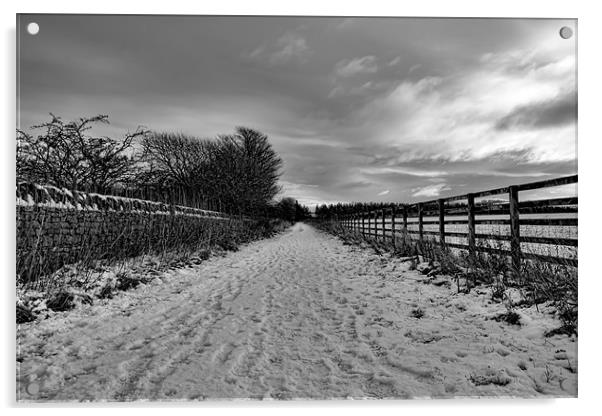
[{"xmin": 3, "ymin": 1, "xmax": 600, "ymax": 415}]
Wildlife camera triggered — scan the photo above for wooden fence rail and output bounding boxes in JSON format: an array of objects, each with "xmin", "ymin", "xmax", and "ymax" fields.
[{"xmin": 336, "ymin": 175, "xmax": 578, "ymax": 269}]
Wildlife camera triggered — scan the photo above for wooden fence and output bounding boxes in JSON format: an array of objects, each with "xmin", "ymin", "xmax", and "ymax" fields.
[{"xmin": 337, "ymin": 175, "xmax": 578, "ymax": 270}]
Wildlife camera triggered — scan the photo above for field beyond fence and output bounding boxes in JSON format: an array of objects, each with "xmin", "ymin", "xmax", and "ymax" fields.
[{"xmin": 336, "ymin": 175, "xmax": 578, "ymax": 272}]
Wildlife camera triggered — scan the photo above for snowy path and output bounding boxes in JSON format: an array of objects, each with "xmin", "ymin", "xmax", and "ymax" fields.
[{"xmin": 17, "ymin": 223, "xmax": 577, "ymax": 401}]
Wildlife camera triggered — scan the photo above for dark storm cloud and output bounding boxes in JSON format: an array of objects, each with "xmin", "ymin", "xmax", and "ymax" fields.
[
  {"xmin": 495, "ymin": 91, "xmax": 577, "ymax": 131},
  {"xmin": 17, "ymin": 15, "xmax": 577, "ymax": 206}
]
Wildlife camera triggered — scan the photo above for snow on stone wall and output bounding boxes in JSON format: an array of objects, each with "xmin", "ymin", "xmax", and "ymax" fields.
[{"xmin": 16, "ymin": 183, "xmax": 244, "ymax": 278}]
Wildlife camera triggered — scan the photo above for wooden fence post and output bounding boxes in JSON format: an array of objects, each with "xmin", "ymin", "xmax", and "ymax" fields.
[
  {"xmin": 381, "ymin": 209, "xmax": 386, "ymax": 242},
  {"xmin": 467, "ymin": 193, "xmax": 476, "ymax": 258},
  {"xmin": 438, "ymin": 199, "xmax": 445, "ymax": 245},
  {"xmin": 372, "ymin": 211, "xmax": 377, "ymax": 239},
  {"xmin": 509, "ymin": 186, "xmax": 521, "ymax": 276},
  {"xmin": 362, "ymin": 212, "xmax": 366, "ymax": 236},
  {"xmin": 391, "ymin": 206, "xmax": 397, "ymax": 250},
  {"xmin": 418, "ymin": 203, "xmax": 424, "ymax": 243},
  {"xmin": 402, "ymin": 205, "xmax": 408, "ymax": 241}
]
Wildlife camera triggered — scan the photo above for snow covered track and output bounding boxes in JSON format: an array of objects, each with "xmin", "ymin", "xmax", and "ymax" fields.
[{"xmin": 17, "ymin": 223, "xmax": 577, "ymax": 401}]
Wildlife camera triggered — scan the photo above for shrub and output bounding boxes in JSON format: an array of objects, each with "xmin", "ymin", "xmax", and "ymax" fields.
[
  {"xmin": 46, "ymin": 290, "xmax": 76, "ymax": 312},
  {"xmin": 16, "ymin": 304, "xmax": 35, "ymax": 324},
  {"xmin": 17, "ymin": 114, "xmax": 144, "ymax": 191},
  {"xmin": 410, "ymin": 307, "xmax": 425, "ymax": 319},
  {"xmin": 493, "ymin": 311, "xmax": 521, "ymax": 326}
]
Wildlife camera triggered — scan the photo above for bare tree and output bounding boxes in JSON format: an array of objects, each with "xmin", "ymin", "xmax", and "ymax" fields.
[
  {"xmin": 139, "ymin": 127, "xmax": 282, "ymax": 214},
  {"xmin": 17, "ymin": 114, "xmax": 145, "ymax": 192},
  {"xmin": 18, "ymin": 115, "xmax": 283, "ymax": 215},
  {"xmin": 208, "ymin": 127, "xmax": 283, "ymax": 214},
  {"xmin": 138, "ymin": 132, "xmax": 214, "ymax": 192}
]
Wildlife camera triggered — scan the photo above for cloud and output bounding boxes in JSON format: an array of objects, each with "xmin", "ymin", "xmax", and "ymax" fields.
[
  {"xmin": 334, "ymin": 56, "xmax": 378, "ymax": 77},
  {"xmin": 339, "ymin": 180, "xmax": 373, "ymax": 190},
  {"xmin": 19, "ymin": 16, "xmax": 577, "ymax": 207},
  {"xmin": 408, "ymin": 64, "xmax": 421, "ymax": 73},
  {"xmin": 412, "ymin": 183, "xmax": 451, "ymax": 198},
  {"xmin": 337, "ymin": 49, "xmax": 576, "ymax": 166},
  {"xmin": 377, "ymin": 189, "xmax": 390, "ymax": 196},
  {"xmin": 327, "ymin": 86, "xmax": 345, "ymax": 98},
  {"xmin": 327, "ymin": 81, "xmax": 384, "ymax": 99},
  {"xmin": 245, "ymin": 32, "xmax": 312, "ymax": 66},
  {"xmin": 495, "ymin": 91, "xmax": 577, "ymax": 131},
  {"xmin": 360, "ymin": 166, "xmax": 448, "ymax": 178},
  {"xmin": 269, "ymin": 32, "xmax": 312, "ymax": 65},
  {"xmin": 278, "ymin": 180, "xmax": 328, "ymax": 208},
  {"xmin": 335, "ymin": 18, "xmax": 356, "ymax": 30},
  {"xmin": 388, "ymin": 57, "xmax": 401, "ymax": 66}
]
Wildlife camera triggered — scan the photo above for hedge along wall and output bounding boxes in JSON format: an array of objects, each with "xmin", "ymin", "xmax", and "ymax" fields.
[{"xmin": 16, "ymin": 183, "xmax": 251, "ymax": 281}]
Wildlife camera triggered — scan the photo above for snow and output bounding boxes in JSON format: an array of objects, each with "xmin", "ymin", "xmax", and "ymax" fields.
[
  {"xmin": 16, "ymin": 183, "xmax": 226, "ymax": 218},
  {"xmin": 16, "ymin": 193, "xmax": 227, "ymax": 219},
  {"xmin": 16, "ymin": 223, "xmax": 577, "ymax": 401}
]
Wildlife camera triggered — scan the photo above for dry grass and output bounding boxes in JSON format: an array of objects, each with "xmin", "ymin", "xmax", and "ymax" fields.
[{"xmin": 17, "ymin": 218, "xmax": 290, "ymax": 321}]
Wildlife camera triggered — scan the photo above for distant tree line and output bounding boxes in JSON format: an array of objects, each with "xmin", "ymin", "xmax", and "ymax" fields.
[
  {"xmin": 315, "ymin": 202, "xmax": 398, "ymax": 220},
  {"xmin": 271, "ymin": 197, "xmax": 311, "ymax": 222},
  {"xmin": 17, "ymin": 114, "xmax": 309, "ymax": 217}
]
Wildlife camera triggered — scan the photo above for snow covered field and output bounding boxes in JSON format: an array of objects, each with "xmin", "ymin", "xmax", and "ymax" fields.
[{"xmin": 16, "ymin": 223, "xmax": 577, "ymax": 401}]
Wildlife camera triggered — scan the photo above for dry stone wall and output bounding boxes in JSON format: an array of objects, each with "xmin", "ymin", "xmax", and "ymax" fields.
[{"xmin": 16, "ymin": 183, "xmax": 247, "ymax": 280}]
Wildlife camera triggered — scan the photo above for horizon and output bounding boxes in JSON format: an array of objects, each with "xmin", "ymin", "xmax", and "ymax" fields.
[{"xmin": 17, "ymin": 15, "xmax": 577, "ymax": 207}]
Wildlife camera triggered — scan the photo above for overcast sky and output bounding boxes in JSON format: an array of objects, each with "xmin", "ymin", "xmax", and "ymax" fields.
[{"xmin": 17, "ymin": 15, "xmax": 577, "ymax": 207}]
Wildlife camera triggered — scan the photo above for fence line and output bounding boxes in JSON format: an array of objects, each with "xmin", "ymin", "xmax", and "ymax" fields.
[{"xmin": 337, "ymin": 175, "xmax": 578, "ymax": 269}]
